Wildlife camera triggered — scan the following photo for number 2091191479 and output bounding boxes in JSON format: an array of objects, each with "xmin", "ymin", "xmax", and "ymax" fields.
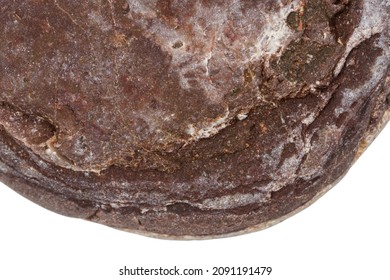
[{"xmin": 211, "ymin": 267, "xmax": 272, "ymax": 276}]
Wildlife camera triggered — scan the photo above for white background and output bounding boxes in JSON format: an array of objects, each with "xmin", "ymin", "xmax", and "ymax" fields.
[{"xmin": 0, "ymin": 126, "xmax": 389, "ymax": 280}]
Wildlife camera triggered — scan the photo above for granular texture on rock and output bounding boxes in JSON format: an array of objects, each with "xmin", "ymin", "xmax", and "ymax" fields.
[{"xmin": 0, "ymin": 0, "xmax": 389, "ymax": 238}]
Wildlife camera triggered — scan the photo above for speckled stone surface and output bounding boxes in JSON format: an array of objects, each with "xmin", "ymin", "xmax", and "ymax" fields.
[{"xmin": 0, "ymin": 0, "xmax": 389, "ymax": 238}]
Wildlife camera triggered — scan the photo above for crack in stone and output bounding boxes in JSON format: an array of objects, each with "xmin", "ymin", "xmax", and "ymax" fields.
[{"xmin": 53, "ymin": 0, "xmax": 86, "ymax": 32}]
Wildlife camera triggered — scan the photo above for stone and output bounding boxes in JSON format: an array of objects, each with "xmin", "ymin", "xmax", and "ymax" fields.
[{"xmin": 0, "ymin": 0, "xmax": 389, "ymax": 238}]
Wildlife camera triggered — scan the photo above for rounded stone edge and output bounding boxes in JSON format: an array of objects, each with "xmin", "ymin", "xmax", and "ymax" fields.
[
  {"xmin": 1, "ymin": 110, "xmax": 388, "ymax": 240},
  {"xmin": 1, "ymin": 107, "xmax": 388, "ymax": 241}
]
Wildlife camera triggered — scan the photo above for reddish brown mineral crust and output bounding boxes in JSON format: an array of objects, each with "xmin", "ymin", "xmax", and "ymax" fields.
[{"xmin": 0, "ymin": 0, "xmax": 389, "ymax": 238}]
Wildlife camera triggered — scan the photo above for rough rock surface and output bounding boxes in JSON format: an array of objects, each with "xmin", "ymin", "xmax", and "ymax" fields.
[{"xmin": 0, "ymin": 0, "xmax": 389, "ymax": 238}]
